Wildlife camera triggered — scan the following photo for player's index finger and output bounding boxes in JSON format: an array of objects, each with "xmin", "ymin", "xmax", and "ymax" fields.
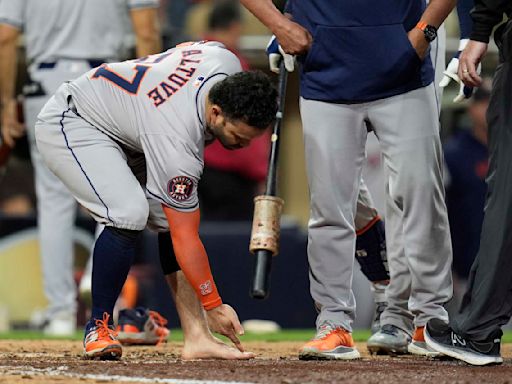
[{"xmin": 227, "ymin": 329, "xmax": 244, "ymax": 352}]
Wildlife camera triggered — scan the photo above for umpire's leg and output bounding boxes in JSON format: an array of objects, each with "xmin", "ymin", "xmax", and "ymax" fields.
[{"xmin": 451, "ymin": 26, "xmax": 512, "ymax": 340}]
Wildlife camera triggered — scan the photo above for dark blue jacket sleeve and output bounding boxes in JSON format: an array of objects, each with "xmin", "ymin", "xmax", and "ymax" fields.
[{"xmin": 457, "ymin": 0, "xmax": 474, "ymax": 39}]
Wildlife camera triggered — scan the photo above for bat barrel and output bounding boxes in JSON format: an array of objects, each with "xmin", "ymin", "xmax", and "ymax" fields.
[
  {"xmin": 249, "ymin": 63, "xmax": 288, "ymax": 300},
  {"xmin": 250, "ymin": 249, "xmax": 273, "ymax": 299}
]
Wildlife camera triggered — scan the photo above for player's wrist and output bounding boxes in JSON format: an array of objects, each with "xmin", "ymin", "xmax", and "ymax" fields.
[
  {"xmin": 415, "ymin": 21, "xmax": 437, "ymax": 43},
  {"xmin": 272, "ymin": 18, "xmax": 294, "ymax": 39},
  {"xmin": 408, "ymin": 28, "xmax": 429, "ymax": 59},
  {"xmin": 203, "ymin": 296, "xmax": 223, "ymax": 311},
  {"xmin": 458, "ymin": 39, "xmax": 469, "ymax": 52}
]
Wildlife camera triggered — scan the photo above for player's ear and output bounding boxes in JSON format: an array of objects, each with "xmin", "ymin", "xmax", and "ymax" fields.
[
  {"xmin": 210, "ymin": 105, "xmax": 226, "ymax": 125},
  {"xmin": 211, "ymin": 104, "xmax": 223, "ymax": 118}
]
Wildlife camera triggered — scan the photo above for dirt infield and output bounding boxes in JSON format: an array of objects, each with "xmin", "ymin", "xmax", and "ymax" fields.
[{"xmin": 1, "ymin": 340, "xmax": 511, "ymax": 384}]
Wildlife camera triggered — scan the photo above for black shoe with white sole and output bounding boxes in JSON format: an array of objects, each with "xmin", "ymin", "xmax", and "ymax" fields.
[{"xmin": 424, "ymin": 318, "xmax": 503, "ymax": 366}]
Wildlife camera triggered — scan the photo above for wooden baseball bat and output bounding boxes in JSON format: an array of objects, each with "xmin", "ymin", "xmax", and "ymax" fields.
[{"xmin": 249, "ymin": 63, "xmax": 288, "ymax": 299}]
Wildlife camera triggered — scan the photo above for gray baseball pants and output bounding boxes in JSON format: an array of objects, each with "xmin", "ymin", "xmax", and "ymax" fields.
[
  {"xmin": 24, "ymin": 60, "xmax": 103, "ymax": 318},
  {"xmin": 301, "ymin": 83, "xmax": 453, "ymax": 332}
]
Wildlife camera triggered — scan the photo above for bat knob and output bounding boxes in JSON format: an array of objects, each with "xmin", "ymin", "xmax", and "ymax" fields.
[
  {"xmin": 251, "ymin": 288, "xmax": 268, "ymax": 300},
  {"xmin": 250, "ymin": 249, "xmax": 273, "ymax": 300}
]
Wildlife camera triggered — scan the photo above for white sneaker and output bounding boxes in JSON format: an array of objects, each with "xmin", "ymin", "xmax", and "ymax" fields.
[{"xmin": 43, "ymin": 312, "xmax": 76, "ymax": 336}]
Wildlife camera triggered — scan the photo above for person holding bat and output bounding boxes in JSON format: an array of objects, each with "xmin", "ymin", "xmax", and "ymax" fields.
[{"xmin": 241, "ymin": 0, "xmax": 455, "ymax": 360}]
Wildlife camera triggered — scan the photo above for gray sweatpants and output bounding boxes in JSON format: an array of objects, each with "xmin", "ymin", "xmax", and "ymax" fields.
[{"xmin": 301, "ymin": 84, "xmax": 452, "ymax": 332}]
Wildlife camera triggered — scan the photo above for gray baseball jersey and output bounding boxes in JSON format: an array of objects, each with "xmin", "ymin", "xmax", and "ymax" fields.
[
  {"xmin": 65, "ymin": 42, "xmax": 242, "ymax": 212},
  {"xmin": 0, "ymin": 0, "xmax": 158, "ymax": 63}
]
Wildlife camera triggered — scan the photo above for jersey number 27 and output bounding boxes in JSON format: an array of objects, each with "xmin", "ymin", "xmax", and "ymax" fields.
[
  {"xmin": 91, "ymin": 52, "xmax": 172, "ymax": 94},
  {"xmin": 92, "ymin": 64, "xmax": 150, "ymax": 95}
]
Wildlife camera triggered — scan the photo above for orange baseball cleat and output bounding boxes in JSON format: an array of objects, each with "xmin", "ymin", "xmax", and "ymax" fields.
[
  {"xmin": 83, "ymin": 313, "xmax": 122, "ymax": 360},
  {"xmin": 116, "ymin": 307, "xmax": 170, "ymax": 346},
  {"xmin": 299, "ymin": 324, "xmax": 360, "ymax": 360}
]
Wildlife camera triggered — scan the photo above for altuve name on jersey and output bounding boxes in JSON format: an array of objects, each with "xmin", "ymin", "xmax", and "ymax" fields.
[{"xmin": 147, "ymin": 50, "xmax": 202, "ymax": 107}]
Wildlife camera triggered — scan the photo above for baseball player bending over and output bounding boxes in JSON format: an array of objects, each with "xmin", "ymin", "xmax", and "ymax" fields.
[{"xmin": 35, "ymin": 41, "xmax": 277, "ymax": 360}]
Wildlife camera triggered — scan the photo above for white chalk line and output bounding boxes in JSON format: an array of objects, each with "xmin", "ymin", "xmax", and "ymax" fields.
[{"xmin": 0, "ymin": 365, "xmax": 254, "ymax": 384}]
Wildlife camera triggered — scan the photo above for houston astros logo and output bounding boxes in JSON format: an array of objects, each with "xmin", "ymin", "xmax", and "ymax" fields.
[
  {"xmin": 199, "ymin": 280, "xmax": 213, "ymax": 295},
  {"xmin": 168, "ymin": 176, "xmax": 193, "ymax": 201}
]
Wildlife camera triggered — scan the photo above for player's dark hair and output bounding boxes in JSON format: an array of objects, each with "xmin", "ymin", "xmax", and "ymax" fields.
[
  {"xmin": 208, "ymin": 1, "xmax": 242, "ymax": 31},
  {"xmin": 209, "ymin": 71, "xmax": 277, "ymax": 130}
]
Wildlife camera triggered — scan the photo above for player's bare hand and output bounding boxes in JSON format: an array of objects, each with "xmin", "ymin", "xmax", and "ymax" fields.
[
  {"xmin": 458, "ymin": 40, "xmax": 488, "ymax": 88},
  {"xmin": 1, "ymin": 99, "xmax": 25, "ymax": 147},
  {"xmin": 407, "ymin": 28, "xmax": 429, "ymax": 60},
  {"xmin": 206, "ymin": 304, "xmax": 245, "ymax": 352},
  {"xmin": 273, "ymin": 18, "xmax": 312, "ymax": 55}
]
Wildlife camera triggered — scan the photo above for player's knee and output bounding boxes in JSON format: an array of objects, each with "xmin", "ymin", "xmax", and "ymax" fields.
[
  {"xmin": 402, "ymin": 148, "xmax": 442, "ymax": 189},
  {"xmin": 409, "ymin": 168, "xmax": 436, "ymax": 189},
  {"xmin": 123, "ymin": 199, "xmax": 150, "ymax": 229},
  {"xmin": 355, "ymin": 219, "xmax": 389, "ymax": 282}
]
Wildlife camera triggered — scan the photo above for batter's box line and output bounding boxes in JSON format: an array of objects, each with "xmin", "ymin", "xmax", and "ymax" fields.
[{"xmin": 0, "ymin": 365, "xmax": 254, "ymax": 384}]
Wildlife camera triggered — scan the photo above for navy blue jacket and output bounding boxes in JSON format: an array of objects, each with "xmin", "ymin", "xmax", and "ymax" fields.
[{"xmin": 286, "ymin": 0, "xmax": 434, "ymax": 103}]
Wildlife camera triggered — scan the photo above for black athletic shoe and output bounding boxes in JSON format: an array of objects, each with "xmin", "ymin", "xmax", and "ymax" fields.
[{"xmin": 424, "ymin": 318, "xmax": 503, "ymax": 366}]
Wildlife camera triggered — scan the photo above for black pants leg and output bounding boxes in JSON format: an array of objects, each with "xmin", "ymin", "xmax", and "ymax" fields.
[{"xmin": 451, "ymin": 25, "xmax": 512, "ymax": 341}]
